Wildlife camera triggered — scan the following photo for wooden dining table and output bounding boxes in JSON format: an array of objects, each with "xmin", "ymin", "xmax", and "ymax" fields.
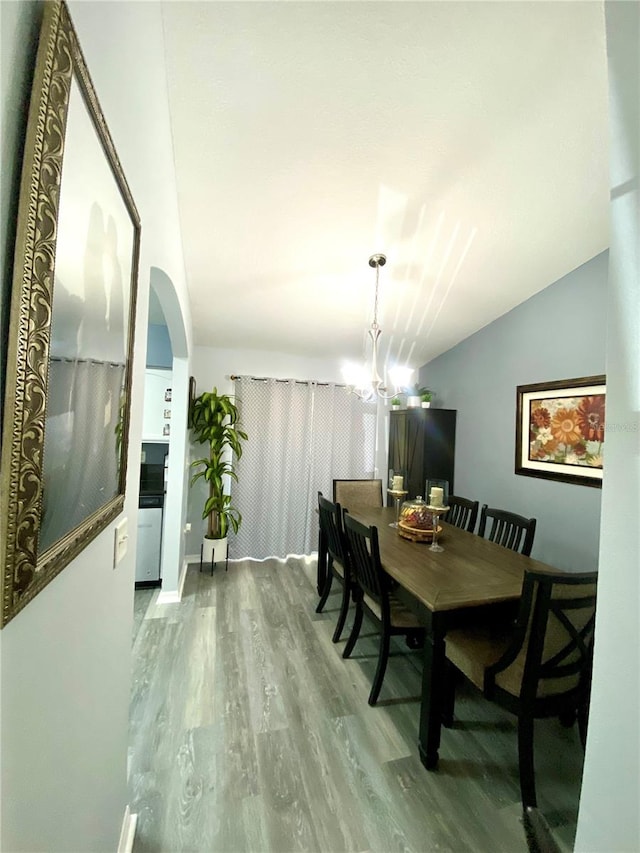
[{"xmin": 330, "ymin": 505, "xmax": 558, "ymax": 771}]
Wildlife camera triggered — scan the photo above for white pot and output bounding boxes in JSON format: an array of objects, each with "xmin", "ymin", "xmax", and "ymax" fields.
[
  {"xmin": 202, "ymin": 536, "xmax": 228, "ymax": 565},
  {"xmin": 421, "ymin": 401, "xmax": 431, "ymax": 408},
  {"xmin": 407, "ymin": 395, "xmax": 421, "ymax": 408},
  {"xmin": 391, "ymin": 404, "xmax": 401, "ymax": 411}
]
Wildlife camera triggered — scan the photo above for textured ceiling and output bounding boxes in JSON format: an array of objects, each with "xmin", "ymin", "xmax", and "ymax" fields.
[{"xmin": 161, "ymin": 1, "xmax": 609, "ymax": 372}]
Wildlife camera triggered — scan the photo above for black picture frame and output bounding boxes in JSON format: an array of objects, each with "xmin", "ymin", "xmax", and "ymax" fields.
[{"xmin": 515, "ymin": 375, "xmax": 605, "ymax": 488}]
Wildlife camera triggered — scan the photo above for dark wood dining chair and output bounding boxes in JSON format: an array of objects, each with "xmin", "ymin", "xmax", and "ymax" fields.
[
  {"xmin": 444, "ymin": 569, "xmax": 597, "ymax": 808},
  {"xmin": 342, "ymin": 512, "xmax": 424, "ymax": 705},
  {"xmin": 333, "ymin": 478, "xmax": 383, "ymax": 510},
  {"xmin": 478, "ymin": 504, "xmax": 537, "ymax": 556},
  {"xmin": 445, "ymin": 495, "xmax": 480, "ymax": 533},
  {"xmin": 315, "ymin": 493, "xmax": 354, "ymax": 643}
]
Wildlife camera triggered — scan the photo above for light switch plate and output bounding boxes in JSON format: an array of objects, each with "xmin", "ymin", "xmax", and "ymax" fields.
[{"xmin": 114, "ymin": 518, "xmax": 128, "ymax": 567}]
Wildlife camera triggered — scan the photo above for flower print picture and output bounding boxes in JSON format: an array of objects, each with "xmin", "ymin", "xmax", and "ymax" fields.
[
  {"xmin": 529, "ymin": 394, "xmax": 604, "ymax": 468},
  {"xmin": 516, "ymin": 376, "xmax": 605, "ymax": 488}
]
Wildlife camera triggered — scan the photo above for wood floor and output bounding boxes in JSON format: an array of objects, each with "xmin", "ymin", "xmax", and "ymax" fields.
[{"xmin": 129, "ymin": 557, "xmax": 585, "ymax": 852}]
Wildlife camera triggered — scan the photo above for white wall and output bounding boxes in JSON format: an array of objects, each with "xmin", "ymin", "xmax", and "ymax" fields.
[
  {"xmin": 575, "ymin": 3, "xmax": 640, "ymax": 850},
  {"xmin": 1, "ymin": 2, "xmax": 191, "ymax": 849},
  {"xmin": 146, "ymin": 267, "xmax": 191, "ymax": 597},
  {"xmin": 68, "ymin": 3, "xmax": 193, "ymax": 350}
]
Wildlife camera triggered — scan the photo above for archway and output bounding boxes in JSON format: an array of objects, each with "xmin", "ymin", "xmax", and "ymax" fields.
[{"xmin": 146, "ymin": 266, "xmax": 189, "ymax": 600}]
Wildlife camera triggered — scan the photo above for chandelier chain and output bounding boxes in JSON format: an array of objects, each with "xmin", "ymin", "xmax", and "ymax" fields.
[{"xmin": 372, "ymin": 260, "xmax": 380, "ymax": 329}]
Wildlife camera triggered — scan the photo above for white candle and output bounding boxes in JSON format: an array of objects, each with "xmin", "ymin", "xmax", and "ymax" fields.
[
  {"xmin": 429, "ymin": 487, "xmax": 443, "ymax": 507},
  {"xmin": 392, "ymin": 475, "xmax": 404, "ymax": 491}
]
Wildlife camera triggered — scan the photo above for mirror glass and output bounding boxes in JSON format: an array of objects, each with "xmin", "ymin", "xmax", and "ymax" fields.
[{"xmin": 40, "ymin": 79, "xmax": 134, "ymax": 553}]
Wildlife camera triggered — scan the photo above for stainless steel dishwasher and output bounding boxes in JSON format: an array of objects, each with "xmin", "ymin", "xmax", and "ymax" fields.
[
  {"xmin": 136, "ymin": 463, "xmax": 164, "ymax": 585},
  {"xmin": 135, "ymin": 495, "xmax": 163, "ymax": 583}
]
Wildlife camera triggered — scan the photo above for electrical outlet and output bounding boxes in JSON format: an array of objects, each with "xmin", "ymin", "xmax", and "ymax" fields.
[{"xmin": 114, "ymin": 518, "xmax": 128, "ymax": 567}]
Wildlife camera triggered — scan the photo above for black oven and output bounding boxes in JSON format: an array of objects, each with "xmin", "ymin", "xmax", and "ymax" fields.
[{"xmin": 139, "ymin": 463, "xmax": 164, "ymax": 499}]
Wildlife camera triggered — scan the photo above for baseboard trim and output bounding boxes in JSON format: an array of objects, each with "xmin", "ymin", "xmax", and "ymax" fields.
[
  {"xmin": 157, "ymin": 557, "xmax": 188, "ymax": 604},
  {"xmin": 117, "ymin": 805, "xmax": 137, "ymax": 853}
]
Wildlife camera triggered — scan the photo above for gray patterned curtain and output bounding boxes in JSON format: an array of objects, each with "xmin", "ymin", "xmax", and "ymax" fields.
[
  {"xmin": 40, "ymin": 358, "xmax": 124, "ymax": 552},
  {"xmin": 232, "ymin": 377, "xmax": 376, "ymax": 559}
]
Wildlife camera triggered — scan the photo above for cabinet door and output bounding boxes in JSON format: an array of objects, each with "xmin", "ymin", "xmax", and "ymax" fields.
[
  {"xmin": 405, "ymin": 411, "xmax": 427, "ymax": 499},
  {"xmin": 388, "ymin": 411, "xmax": 425, "ymax": 501},
  {"xmin": 388, "ymin": 412, "xmax": 407, "ymax": 476},
  {"xmin": 388, "ymin": 409, "xmax": 456, "ymax": 501},
  {"xmin": 422, "ymin": 409, "xmax": 456, "ymax": 495},
  {"xmin": 387, "ymin": 411, "xmax": 423, "ymax": 506}
]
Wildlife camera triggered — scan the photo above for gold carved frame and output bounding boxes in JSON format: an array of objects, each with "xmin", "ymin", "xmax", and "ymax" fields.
[{"xmin": 0, "ymin": 1, "xmax": 141, "ymax": 626}]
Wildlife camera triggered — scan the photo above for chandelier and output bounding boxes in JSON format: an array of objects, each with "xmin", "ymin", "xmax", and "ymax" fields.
[{"xmin": 343, "ymin": 253, "xmax": 413, "ymax": 402}]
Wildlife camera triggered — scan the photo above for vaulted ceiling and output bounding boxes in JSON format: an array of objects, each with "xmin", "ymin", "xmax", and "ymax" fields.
[{"xmin": 160, "ymin": 1, "xmax": 609, "ymax": 372}]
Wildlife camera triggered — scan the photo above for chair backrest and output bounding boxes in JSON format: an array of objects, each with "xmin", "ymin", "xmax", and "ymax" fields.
[
  {"xmin": 446, "ymin": 495, "xmax": 479, "ymax": 533},
  {"xmin": 317, "ymin": 492, "xmax": 346, "ymax": 567},
  {"xmin": 343, "ymin": 512, "xmax": 387, "ymax": 603},
  {"xmin": 333, "ymin": 478, "xmax": 383, "ymax": 510},
  {"xmin": 486, "ymin": 570, "xmax": 598, "ymax": 703},
  {"xmin": 478, "ymin": 504, "xmax": 536, "ymax": 556}
]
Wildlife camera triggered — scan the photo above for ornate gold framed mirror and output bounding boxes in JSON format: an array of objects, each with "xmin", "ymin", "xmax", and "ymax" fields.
[{"xmin": 1, "ymin": 1, "xmax": 140, "ymax": 626}]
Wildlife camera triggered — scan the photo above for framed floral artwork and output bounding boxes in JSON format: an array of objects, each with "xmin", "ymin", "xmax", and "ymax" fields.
[{"xmin": 515, "ymin": 376, "xmax": 605, "ymax": 488}]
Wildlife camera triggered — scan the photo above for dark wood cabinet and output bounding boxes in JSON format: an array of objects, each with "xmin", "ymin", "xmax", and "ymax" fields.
[{"xmin": 387, "ymin": 408, "xmax": 456, "ymax": 503}]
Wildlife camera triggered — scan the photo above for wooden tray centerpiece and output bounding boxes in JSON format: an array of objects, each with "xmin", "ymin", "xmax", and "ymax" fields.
[{"xmin": 397, "ymin": 519, "xmax": 443, "ymax": 543}]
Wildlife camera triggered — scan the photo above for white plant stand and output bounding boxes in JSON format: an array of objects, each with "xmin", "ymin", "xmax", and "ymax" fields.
[{"xmin": 200, "ymin": 536, "xmax": 229, "ymax": 575}]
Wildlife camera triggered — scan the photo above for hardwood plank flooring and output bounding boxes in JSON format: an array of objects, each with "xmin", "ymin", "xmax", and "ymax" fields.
[{"xmin": 129, "ymin": 556, "xmax": 584, "ymax": 852}]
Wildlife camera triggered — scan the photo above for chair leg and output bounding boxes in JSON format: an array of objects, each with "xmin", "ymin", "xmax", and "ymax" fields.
[
  {"xmin": 332, "ymin": 582, "xmax": 351, "ymax": 643},
  {"xmin": 405, "ymin": 630, "xmax": 424, "ymax": 650},
  {"xmin": 558, "ymin": 707, "xmax": 577, "ymax": 728},
  {"xmin": 577, "ymin": 698, "xmax": 590, "ymax": 748},
  {"xmin": 577, "ymin": 674, "xmax": 592, "ymax": 749},
  {"xmin": 368, "ymin": 627, "xmax": 391, "ymax": 706},
  {"xmin": 315, "ymin": 563, "xmax": 333, "ymax": 613},
  {"xmin": 342, "ymin": 598, "xmax": 363, "ymax": 659},
  {"xmin": 442, "ymin": 661, "xmax": 458, "ymax": 728},
  {"xmin": 517, "ymin": 713, "xmax": 537, "ymax": 809}
]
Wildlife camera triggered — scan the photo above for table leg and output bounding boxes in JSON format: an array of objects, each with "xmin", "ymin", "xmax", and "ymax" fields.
[
  {"xmin": 317, "ymin": 529, "xmax": 328, "ymax": 595},
  {"xmin": 418, "ymin": 611, "xmax": 447, "ymax": 770}
]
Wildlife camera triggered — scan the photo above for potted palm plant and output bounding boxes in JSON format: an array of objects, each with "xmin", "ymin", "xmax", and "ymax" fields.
[
  {"xmin": 189, "ymin": 386, "xmax": 248, "ymax": 564},
  {"xmin": 407, "ymin": 384, "xmax": 431, "ymax": 408}
]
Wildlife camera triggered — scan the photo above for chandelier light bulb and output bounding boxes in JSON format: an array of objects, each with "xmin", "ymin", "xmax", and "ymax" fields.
[{"xmin": 388, "ymin": 365, "xmax": 413, "ymax": 390}]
